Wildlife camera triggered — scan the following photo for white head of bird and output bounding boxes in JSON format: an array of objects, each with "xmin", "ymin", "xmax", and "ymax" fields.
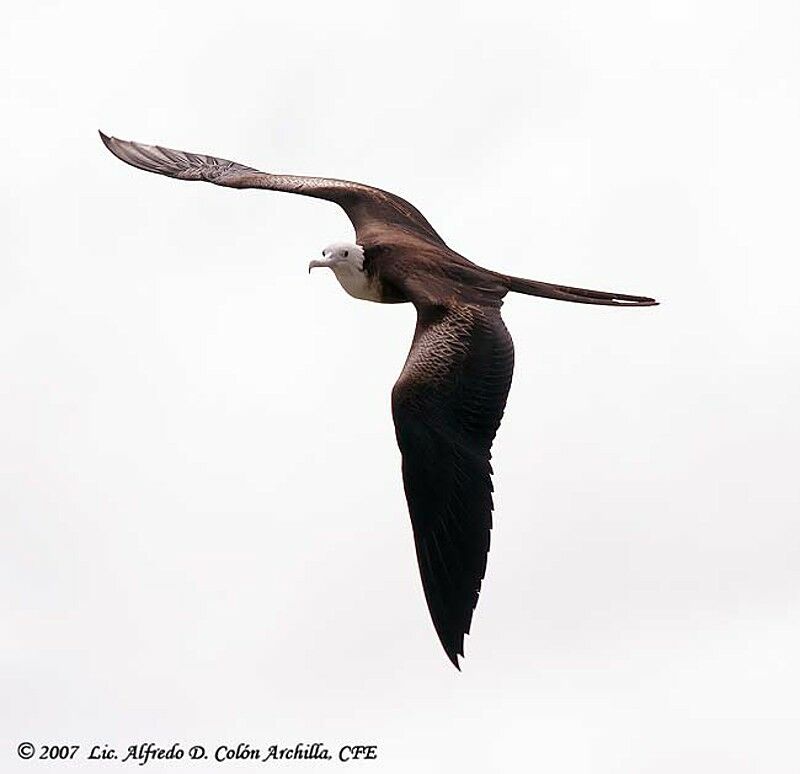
[{"xmin": 308, "ymin": 242, "xmax": 381, "ymax": 302}]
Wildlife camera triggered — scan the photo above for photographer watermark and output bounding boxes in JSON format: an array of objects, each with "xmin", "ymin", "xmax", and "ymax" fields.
[{"xmin": 15, "ymin": 741, "xmax": 378, "ymax": 765}]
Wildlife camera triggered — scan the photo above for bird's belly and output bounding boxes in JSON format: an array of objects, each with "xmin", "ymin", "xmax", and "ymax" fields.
[{"xmin": 332, "ymin": 265, "xmax": 384, "ymax": 303}]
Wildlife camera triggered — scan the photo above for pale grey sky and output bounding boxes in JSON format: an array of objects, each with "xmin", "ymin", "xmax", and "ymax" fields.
[{"xmin": 2, "ymin": 0, "xmax": 799, "ymax": 772}]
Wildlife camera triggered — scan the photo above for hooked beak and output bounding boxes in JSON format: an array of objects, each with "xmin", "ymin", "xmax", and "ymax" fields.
[{"xmin": 308, "ymin": 256, "xmax": 337, "ymax": 274}]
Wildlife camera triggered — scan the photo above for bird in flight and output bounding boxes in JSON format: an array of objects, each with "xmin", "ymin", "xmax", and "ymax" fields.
[{"xmin": 100, "ymin": 131, "xmax": 657, "ymax": 668}]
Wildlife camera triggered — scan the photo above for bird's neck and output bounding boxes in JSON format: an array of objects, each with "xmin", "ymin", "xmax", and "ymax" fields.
[{"xmin": 331, "ymin": 263, "xmax": 384, "ymax": 303}]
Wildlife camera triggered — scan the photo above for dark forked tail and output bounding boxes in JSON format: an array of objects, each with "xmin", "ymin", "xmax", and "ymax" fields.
[{"xmin": 503, "ymin": 274, "xmax": 658, "ymax": 306}]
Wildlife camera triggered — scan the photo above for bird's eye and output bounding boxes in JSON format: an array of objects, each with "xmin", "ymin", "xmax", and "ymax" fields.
[
  {"xmin": 321, "ymin": 250, "xmax": 325, "ymax": 257},
  {"xmin": 343, "ymin": 250, "xmax": 349, "ymax": 258}
]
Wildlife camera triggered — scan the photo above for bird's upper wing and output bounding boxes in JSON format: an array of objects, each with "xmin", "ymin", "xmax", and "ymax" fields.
[
  {"xmin": 391, "ymin": 300, "xmax": 514, "ymax": 668},
  {"xmin": 99, "ymin": 132, "xmax": 445, "ymax": 246}
]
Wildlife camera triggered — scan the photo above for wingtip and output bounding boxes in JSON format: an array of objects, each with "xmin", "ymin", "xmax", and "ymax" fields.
[
  {"xmin": 98, "ymin": 130, "xmax": 113, "ymax": 148},
  {"xmin": 444, "ymin": 646, "xmax": 463, "ymax": 671}
]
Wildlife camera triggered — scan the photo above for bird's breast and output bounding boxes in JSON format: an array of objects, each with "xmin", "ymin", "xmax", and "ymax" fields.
[{"xmin": 331, "ymin": 264, "xmax": 386, "ymax": 303}]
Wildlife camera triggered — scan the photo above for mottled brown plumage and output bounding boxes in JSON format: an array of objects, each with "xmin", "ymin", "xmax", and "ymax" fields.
[{"xmin": 100, "ymin": 131, "xmax": 657, "ymax": 668}]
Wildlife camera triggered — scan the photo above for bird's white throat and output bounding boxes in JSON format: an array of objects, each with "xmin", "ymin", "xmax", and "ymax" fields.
[{"xmin": 331, "ymin": 262, "xmax": 382, "ymax": 303}]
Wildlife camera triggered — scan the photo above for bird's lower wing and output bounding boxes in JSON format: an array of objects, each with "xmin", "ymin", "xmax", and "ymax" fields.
[{"xmin": 391, "ymin": 303, "xmax": 514, "ymax": 668}]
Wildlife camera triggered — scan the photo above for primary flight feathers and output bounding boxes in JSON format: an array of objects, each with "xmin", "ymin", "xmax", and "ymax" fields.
[{"xmin": 100, "ymin": 131, "xmax": 657, "ymax": 668}]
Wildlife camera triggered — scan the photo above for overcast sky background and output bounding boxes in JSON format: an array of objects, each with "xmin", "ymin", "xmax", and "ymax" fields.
[{"xmin": 2, "ymin": 0, "xmax": 799, "ymax": 771}]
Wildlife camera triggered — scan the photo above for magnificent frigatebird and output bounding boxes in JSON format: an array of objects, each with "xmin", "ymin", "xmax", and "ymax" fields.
[{"xmin": 100, "ymin": 132, "xmax": 657, "ymax": 668}]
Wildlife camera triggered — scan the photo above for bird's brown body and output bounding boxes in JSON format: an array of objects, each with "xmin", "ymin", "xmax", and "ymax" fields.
[{"xmin": 100, "ymin": 132, "xmax": 656, "ymax": 667}]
